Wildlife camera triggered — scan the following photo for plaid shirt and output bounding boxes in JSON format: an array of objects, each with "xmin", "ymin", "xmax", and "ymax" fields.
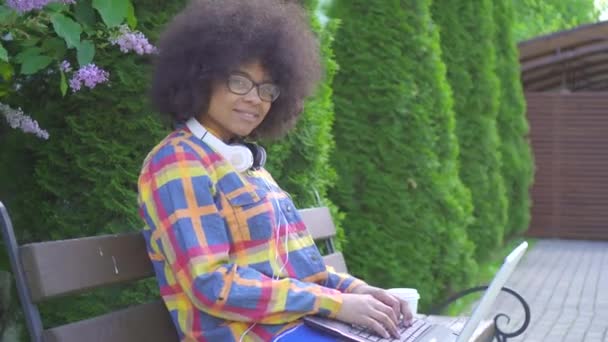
[{"xmin": 138, "ymin": 128, "xmax": 365, "ymax": 341}]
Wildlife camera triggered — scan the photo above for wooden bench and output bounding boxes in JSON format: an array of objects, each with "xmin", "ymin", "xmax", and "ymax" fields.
[{"xmin": 0, "ymin": 202, "xmax": 493, "ymax": 342}]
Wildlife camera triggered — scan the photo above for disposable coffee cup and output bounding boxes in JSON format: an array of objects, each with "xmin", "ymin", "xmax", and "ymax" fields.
[{"xmin": 387, "ymin": 288, "xmax": 420, "ymax": 316}]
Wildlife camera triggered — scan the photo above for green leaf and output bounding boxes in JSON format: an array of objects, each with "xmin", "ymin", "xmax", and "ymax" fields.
[
  {"xmin": 0, "ymin": 5, "xmax": 16, "ymax": 25},
  {"xmin": 0, "ymin": 43, "xmax": 7, "ymax": 62},
  {"xmin": 74, "ymin": 0, "xmax": 96, "ymax": 28},
  {"xmin": 42, "ymin": 37, "xmax": 67, "ymax": 60},
  {"xmin": 92, "ymin": 0, "xmax": 128, "ymax": 27},
  {"xmin": 76, "ymin": 40, "xmax": 95, "ymax": 66},
  {"xmin": 50, "ymin": 13, "xmax": 82, "ymax": 49},
  {"xmin": 21, "ymin": 38, "xmax": 40, "ymax": 47},
  {"xmin": 60, "ymin": 71, "xmax": 68, "ymax": 96},
  {"xmin": 0, "ymin": 62, "xmax": 12, "ymax": 97},
  {"xmin": 20, "ymin": 55, "xmax": 53, "ymax": 75},
  {"xmin": 126, "ymin": 1, "xmax": 137, "ymax": 28},
  {"xmin": 0, "ymin": 61, "xmax": 14, "ymax": 81},
  {"xmin": 45, "ymin": 2, "xmax": 69, "ymax": 12},
  {"xmin": 15, "ymin": 47, "xmax": 44, "ymax": 63}
]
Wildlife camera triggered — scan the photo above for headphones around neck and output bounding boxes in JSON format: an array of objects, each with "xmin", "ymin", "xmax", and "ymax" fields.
[{"xmin": 186, "ymin": 118, "xmax": 266, "ymax": 172}]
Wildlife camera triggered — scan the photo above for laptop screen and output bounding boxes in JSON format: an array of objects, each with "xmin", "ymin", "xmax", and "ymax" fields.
[{"xmin": 457, "ymin": 241, "xmax": 528, "ymax": 342}]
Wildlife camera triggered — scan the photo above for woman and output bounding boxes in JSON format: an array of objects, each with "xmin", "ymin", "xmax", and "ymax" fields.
[{"xmin": 138, "ymin": 1, "xmax": 412, "ymax": 341}]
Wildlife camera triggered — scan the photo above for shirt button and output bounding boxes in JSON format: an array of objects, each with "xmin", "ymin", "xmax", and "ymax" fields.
[
  {"xmin": 311, "ymin": 255, "xmax": 320, "ymax": 262},
  {"xmin": 285, "ymin": 205, "xmax": 292, "ymax": 212}
]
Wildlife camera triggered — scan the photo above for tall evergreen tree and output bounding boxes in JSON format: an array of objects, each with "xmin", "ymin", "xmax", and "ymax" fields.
[
  {"xmin": 432, "ymin": 0, "xmax": 508, "ymax": 258},
  {"xmin": 265, "ymin": 0, "xmax": 344, "ymax": 244},
  {"xmin": 329, "ymin": 0, "xmax": 475, "ymax": 307},
  {"xmin": 512, "ymin": 0, "xmax": 599, "ymax": 42},
  {"xmin": 494, "ymin": 1, "xmax": 534, "ymax": 236}
]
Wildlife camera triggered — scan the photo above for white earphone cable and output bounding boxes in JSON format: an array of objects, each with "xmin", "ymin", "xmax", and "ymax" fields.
[
  {"xmin": 264, "ymin": 176, "xmax": 290, "ymax": 280},
  {"xmin": 240, "ymin": 175, "xmax": 291, "ymax": 341}
]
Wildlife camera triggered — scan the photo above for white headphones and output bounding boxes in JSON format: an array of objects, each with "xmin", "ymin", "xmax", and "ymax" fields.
[{"xmin": 186, "ymin": 118, "xmax": 255, "ymax": 173}]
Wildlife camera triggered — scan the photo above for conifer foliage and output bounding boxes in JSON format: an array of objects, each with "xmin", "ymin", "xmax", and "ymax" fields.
[
  {"xmin": 493, "ymin": 1, "xmax": 534, "ymax": 237},
  {"xmin": 432, "ymin": 0, "xmax": 508, "ymax": 259},
  {"xmin": 329, "ymin": 0, "xmax": 476, "ymax": 307},
  {"xmin": 265, "ymin": 0, "xmax": 343, "ymax": 241}
]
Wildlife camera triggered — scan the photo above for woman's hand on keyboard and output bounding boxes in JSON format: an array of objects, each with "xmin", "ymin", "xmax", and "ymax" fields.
[
  {"xmin": 336, "ymin": 293, "xmax": 400, "ymax": 339},
  {"xmin": 351, "ymin": 285, "xmax": 414, "ymax": 327}
]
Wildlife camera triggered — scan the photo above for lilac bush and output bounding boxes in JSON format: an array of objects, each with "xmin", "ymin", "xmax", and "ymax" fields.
[
  {"xmin": 68, "ymin": 64, "xmax": 110, "ymax": 92},
  {"xmin": 1, "ymin": 0, "xmax": 147, "ymax": 137},
  {"xmin": 0, "ymin": 103, "xmax": 49, "ymax": 139},
  {"xmin": 6, "ymin": 0, "xmax": 75, "ymax": 13},
  {"xmin": 59, "ymin": 60, "xmax": 72, "ymax": 73},
  {"xmin": 110, "ymin": 25, "xmax": 157, "ymax": 55}
]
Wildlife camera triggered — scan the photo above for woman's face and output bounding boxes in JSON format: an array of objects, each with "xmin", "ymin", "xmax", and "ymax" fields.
[{"xmin": 200, "ymin": 61, "xmax": 274, "ymax": 141}]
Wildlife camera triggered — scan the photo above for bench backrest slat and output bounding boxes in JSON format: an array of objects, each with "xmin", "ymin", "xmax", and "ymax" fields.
[
  {"xmin": 20, "ymin": 232, "xmax": 154, "ymax": 302},
  {"xmin": 42, "ymin": 301, "xmax": 178, "ymax": 342},
  {"xmin": 299, "ymin": 207, "xmax": 337, "ymax": 241},
  {"xmin": 323, "ymin": 252, "xmax": 348, "ymax": 273}
]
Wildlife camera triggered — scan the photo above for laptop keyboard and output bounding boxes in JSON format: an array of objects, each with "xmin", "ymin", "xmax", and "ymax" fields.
[{"xmin": 347, "ymin": 319, "xmax": 432, "ymax": 342}]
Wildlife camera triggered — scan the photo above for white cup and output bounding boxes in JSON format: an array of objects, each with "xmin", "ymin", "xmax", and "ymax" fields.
[{"xmin": 387, "ymin": 288, "xmax": 420, "ymax": 316}]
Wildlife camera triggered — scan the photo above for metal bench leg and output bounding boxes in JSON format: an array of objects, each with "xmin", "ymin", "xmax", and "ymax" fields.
[{"xmin": 0, "ymin": 201, "xmax": 44, "ymax": 342}]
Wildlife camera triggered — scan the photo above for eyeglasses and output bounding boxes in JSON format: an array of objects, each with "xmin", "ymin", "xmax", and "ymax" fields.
[{"xmin": 226, "ymin": 73, "xmax": 280, "ymax": 102}]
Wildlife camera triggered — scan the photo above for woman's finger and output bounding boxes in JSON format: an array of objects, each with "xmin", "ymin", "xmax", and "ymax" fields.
[
  {"xmin": 372, "ymin": 297, "xmax": 399, "ymax": 326},
  {"xmin": 370, "ymin": 308, "xmax": 400, "ymax": 338},
  {"xmin": 361, "ymin": 316, "xmax": 390, "ymax": 339},
  {"xmin": 373, "ymin": 290, "xmax": 401, "ymax": 321},
  {"xmin": 398, "ymin": 297, "xmax": 413, "ymax": 326}
]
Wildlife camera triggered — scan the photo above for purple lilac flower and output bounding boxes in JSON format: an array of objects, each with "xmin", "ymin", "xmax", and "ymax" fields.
[
  {"xmin": 59, "ymin": 60, "xmax": 72, "ymax": 73},
  {"xmin": 110, "ymin": 25, "xmax": 157, "ymax": 55},
  {"xmin": 69, "ymin": 64, "xmax": 109, "ymax": 92},
  {"xmin": 0, "ymin": 103, "xmax": 49, "ymax": 139},
  {"xmin": 6, "ymin": 0, "xmax": 76, "ymax": 13}
]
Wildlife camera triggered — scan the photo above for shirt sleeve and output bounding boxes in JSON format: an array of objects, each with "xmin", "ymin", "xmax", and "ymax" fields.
[
  {"xmin": 324, "ymin": 265, "xmax": 367, "ymax": 293},
  {"xmin": 138, "ymin": 142, "xmax": 343, "ymax": 324}
]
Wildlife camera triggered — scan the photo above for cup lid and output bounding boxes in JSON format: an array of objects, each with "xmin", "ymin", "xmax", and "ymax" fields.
[{"xmin": 387, "ymin": 288, "xmax": 420, "ymax": 299}]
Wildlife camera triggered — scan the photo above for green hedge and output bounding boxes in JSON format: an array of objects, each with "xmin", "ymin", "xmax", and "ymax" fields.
[
  {"xmin": 264, "ymin": 0, "xmax": 345, "ymax": 247},
  {"xmin": 432, "ymin": 0, "xmax": 508, "ymax": 259},
  {"xmin": 329, "ymin": 0, "xmax": 476, "ymax": 308},
  {"xmin": 493, "ymin": 1, "xmax": 534, "ymax": 237}
]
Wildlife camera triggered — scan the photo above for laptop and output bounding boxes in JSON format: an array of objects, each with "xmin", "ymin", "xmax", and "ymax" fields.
[{"xmin": 304, "ymin": 241, "xmax": 528, "ymax": 342}]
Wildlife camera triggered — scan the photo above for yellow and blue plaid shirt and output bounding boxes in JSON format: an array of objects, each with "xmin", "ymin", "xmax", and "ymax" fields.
[{"xmin": 137, "ymin": 128, "xmax": 365, "ymax": 341}]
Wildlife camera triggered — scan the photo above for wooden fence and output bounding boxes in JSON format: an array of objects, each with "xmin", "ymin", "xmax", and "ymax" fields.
[{"xmin": 527, "ymin": 92, "xmax": 608, "ymax": 240}]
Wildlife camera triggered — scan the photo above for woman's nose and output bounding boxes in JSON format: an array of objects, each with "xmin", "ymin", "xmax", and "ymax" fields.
[{"xmin": 243, "ymin": 86, "xmax": 262, "ymax": 103}]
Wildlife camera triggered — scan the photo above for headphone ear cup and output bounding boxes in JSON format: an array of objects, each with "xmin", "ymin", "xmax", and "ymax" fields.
[
  {"xmin": 244, "ymin": 143, "xmax": 266, "ymax": 170},
  {"xmin": 255, "ymin": 145, "xmax": 267, "ymax": 169}
]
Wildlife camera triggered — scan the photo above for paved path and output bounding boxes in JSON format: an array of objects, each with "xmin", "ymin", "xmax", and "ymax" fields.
[{"xmin": 485, "ymin": 239, "xmax": 608, "ymax": 342}]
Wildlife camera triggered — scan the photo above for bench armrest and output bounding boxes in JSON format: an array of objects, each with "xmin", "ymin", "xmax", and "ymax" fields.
[{"xmin": 428, "ymin": 286, "xmax": 531, "ymax": 342}]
